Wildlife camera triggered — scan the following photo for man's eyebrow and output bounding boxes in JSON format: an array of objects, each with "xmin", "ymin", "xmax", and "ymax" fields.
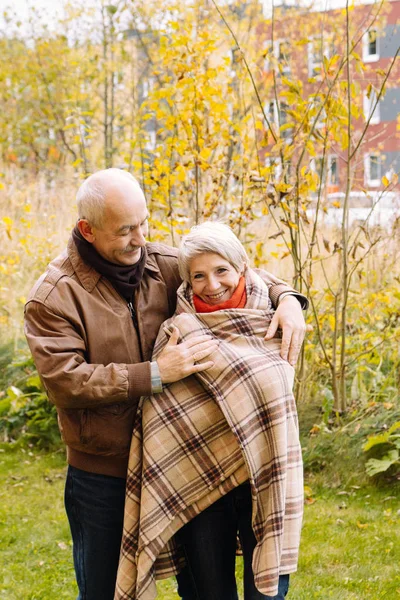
[
  {"xmin": 116, "ymin": 224, "xmax": 131, "ymax": 233},
  {"xmin": 116, "ymin": 214, "xmax": 149, "ymax": 233}
]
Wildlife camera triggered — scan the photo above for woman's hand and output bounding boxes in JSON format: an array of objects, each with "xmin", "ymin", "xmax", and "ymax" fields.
[
  {"xmin": 157, "ymin": 326, "xmax": 219, "ymax": 383},
  {"xmin": 265, "ymin": 296, "xmax": 306, "ymax": 366}
]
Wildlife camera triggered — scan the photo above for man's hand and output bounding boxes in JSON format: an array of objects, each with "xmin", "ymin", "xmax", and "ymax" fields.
[
  {"xmin": 157, "ymin": 326, "xmax": 218, "ymax": 384},
  {"xmin": 265, "ymin": 296, "xmax": 306, "ymax": 366}
]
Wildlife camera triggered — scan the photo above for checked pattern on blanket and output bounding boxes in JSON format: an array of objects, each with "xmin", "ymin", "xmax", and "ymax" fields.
[{"xmin": 115, "ymin": 269, "xmax": 303, "ymax": 600}]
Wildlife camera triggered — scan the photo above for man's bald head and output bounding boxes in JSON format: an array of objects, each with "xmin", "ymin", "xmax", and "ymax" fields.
[
  {"xmin": 76, "ymin": 168, "xmax": 143, "ymax": 229},
  {"xmin": 76, "ymin": 168, "xmax": 149, "ymax": 265}
]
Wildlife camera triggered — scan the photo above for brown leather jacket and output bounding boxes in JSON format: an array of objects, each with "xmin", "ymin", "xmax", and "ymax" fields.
[{"xmin": 24, "ymin": 237, "xmax": 305, "ymax": 477}]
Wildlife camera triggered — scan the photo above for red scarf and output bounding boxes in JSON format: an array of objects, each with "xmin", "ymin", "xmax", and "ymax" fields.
[{"xmin": 193, "ymin": 276, "xmax": 247, "ymax": 313}]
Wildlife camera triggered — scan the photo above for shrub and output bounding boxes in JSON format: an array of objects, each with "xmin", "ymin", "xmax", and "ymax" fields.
[{"xmin": 0, "ymin": 346, "xmax": 60, "ymax": 448}]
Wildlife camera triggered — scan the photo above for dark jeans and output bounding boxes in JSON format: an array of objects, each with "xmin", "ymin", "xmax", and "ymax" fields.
[
  {"xmin": 176, "ymin": 483, "xmax": 290, "ymax": 600},
  {"xmin": 64, "ymin": 465, "xmax": 127, "ymax": 600},
  {"xmin": 64, "ymin": 465, "xmax": 194, "ymax": 600}
]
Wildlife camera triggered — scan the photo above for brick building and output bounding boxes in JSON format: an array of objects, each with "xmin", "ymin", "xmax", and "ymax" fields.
[{"xmin": 259, "ymin": 0, "xmax": 400, "ymax": 223}]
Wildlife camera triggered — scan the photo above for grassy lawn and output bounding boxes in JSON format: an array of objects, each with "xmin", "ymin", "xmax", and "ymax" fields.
[{"xmin": 0, "ymin": 446, "xmax": 399, "ymax": 600}]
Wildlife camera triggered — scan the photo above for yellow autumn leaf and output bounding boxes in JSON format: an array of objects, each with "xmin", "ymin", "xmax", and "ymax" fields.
[
  {"xmin": 382, "ymin": 175, "xmax": 390, "ymax": 187},
  {"xmin": 199, "ymin": 147, "xmax": 212, "ymax": 162},
  {"xmin": 328, "ymin": 315, "xmax": 336, "ymax": 331},
  {"xmin": 275, "ymin": 183, "xmax": 292, "ymax": 194},
  {"xmin": 175, "ymin": 165, "xmax": 186, "ymax": 182}
]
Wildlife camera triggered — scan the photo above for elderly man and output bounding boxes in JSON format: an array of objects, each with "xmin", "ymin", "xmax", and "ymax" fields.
[{"xmin": 24, "ymin": 168, "xmax": 307, "ymax": 600}]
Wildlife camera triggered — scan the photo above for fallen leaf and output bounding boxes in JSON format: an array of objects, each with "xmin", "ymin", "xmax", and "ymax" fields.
[{"xmin": 57, "ymin": 542, "xmax": 68, "ymax": 550}]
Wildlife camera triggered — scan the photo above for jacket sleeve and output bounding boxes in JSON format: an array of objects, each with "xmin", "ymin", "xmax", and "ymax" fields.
[
  {"xmin": 24, "ymin": 301, "xmax": 152, "ymax": 410},
  {"xmin": 254, "ymin": 268, "xmax": 309, "ymax": 310}
]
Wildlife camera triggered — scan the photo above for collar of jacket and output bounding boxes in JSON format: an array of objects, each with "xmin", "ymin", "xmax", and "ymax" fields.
[{"xmin": 67, "ymin": 237, "xmax": 160, "ymax": 293}]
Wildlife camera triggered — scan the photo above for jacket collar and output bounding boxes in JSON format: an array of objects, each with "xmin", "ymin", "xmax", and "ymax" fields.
[{"xmin": 67, "ymin": 237, "xmax": 159, "ymax": 293}]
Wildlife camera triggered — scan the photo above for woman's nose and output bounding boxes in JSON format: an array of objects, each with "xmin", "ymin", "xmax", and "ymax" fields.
[{"xmin": 206, "ymin": 276, "xmax": 219, "ymax": 291}]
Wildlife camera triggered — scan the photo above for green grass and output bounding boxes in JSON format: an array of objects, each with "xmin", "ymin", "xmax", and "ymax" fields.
[{"xmin": 0, "ymin": 446, "xmax": 399, "ymax": 599}]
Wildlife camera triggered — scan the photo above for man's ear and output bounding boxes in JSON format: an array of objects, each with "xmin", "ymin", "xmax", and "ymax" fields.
[{"xmin": 77, "ymin": 219, "xmax": 96, "ymax": 243}]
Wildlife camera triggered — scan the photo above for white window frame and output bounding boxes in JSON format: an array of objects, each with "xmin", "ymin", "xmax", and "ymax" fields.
[
  {"xmin": 311, "ymin": 156, "xmax": 327, "ymax": 186},
  {"xmin": 308, "ymin": 96, "xmax": 327, "ymax": 130},
  {"xmin": 264, "ymin": 100, "xmax": 278, "ymax": 128},
  {"xmin": 274, "ymin": 39, "xmax": 291, "ymax": 75},
  {"xmin": 265, "ymin": 100, "xmax": 292, "ymax": 142},
  {"xmin": 363, "ymin": 90, "xmax": 380, "ymax": 125},
  {"xmin": 265, "ymin": 156, "xmax": 282, "ymax": 182},
  {"xmin": 145, "ymin": 129, "xmax": 157, "ymax": 151},
  {"xmin": 364, "ymin": 153, "xmax": 381, "ymax": 187},
  {"xmin": 362, "ymin": 29, "xmax": 379, "ymax": 63},
  {"xmin": 308, "ymin": 38, "xmax": 325, "ymax": 78},
  {"xmin": 264, "ymin": 40, "xmax": 273, "ymax": 71},
  {"xmin": 308, "ymin": 37, "xmax": 334, "ymax": 78},
  {"xmin": 141, "ymin": 77, "xmax": 154, "ymax": 100}
]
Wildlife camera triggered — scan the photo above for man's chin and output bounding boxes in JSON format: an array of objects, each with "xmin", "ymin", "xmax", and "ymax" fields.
[{"xmin": 119, "ymin": 250, "xmax": 142, "ymax": 265}]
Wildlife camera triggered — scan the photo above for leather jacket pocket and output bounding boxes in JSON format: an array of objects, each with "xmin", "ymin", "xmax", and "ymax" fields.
[{"xmin": 57, "ymin": 403, "xmax": 137, "ymax": 457}]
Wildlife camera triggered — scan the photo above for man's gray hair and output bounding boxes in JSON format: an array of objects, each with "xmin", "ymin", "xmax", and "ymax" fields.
[
  {"xmin": 76, "ymin": 168, "xmax": 140, "ymax": 229},
  {"xmin": 178, "ymin": 222, "xmax": 249, "ymax": 282}
]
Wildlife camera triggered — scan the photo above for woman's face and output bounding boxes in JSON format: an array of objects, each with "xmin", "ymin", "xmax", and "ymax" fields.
[{"xmin": 189, "ymin": 252, "xmax": 242, "ymax": 305}]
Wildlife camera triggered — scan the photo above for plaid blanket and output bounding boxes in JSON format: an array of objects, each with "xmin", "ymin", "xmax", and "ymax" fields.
[{"xmin": 115, "ymin": 268, "xmax": 303, "ymax": 600}]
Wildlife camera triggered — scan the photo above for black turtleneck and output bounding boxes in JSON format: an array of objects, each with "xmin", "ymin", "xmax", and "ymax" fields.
[{"xmin": 72, "ymin": 225, "xmax": 147, "ymax": 302}]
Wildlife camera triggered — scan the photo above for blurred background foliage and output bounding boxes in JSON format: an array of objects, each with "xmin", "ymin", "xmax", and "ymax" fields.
[{"xmin": 0, "ymin": 0, "xmax": 399, "ymax": 484}]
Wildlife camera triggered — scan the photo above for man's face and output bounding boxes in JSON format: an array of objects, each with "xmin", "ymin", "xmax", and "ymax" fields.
[{"xmin": 89, "ymin": 182, "xmax": 149, "ymax": 266}]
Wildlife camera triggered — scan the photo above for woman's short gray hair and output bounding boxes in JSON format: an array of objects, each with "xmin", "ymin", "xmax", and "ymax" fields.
[
  {"xmin": 76, "ymin": 168, "xmax": 140, "ymax": 229},
  {"xmin": 178, "ymin": 222, "xmax": 249, "ymax": 282}
]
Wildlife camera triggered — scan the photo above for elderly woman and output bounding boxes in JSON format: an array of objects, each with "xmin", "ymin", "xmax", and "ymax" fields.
[{"xmin": 116, "ymin": 223, "xmax": 305, "ymax": 600}]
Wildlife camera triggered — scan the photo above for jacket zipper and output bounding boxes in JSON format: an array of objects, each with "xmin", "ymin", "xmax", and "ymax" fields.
[{"xmin": 127, "ymin": 301, "xmax": 139, "ymax": 331}]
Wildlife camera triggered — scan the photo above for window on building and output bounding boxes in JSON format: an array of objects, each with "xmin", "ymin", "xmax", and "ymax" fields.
[
  {"xmin": 312, "ymin": 155, "xmax": 338, "ymax": 188},
  {"xmin": 308, "ymin": 37, "xmax": 336, "ymax": 78},
  {"xmin": 274, "ymin": 40, "xmax": 291, "ymax": 75},
  {"xmin": 265, "ymin": 100, "xmax": 292, "ymax": 141},
  {"xmin": 141, "ymin": 77, "xmax": 154, "ymax": 100},
  {"xmin": 363, "ymin": 29, "xmax": 379, "ymax": 62},
  {"xmin": 264, "ymin": 39, "xmax": 290, "ymax": 75},
  {"xmin": 312, "ymin": 156, "xmax": 327, "ymax": 187},
  {"xmin": 364, "ymin": 154, "xmax": 381, "ymax": 186},
  {"xmin": 308, "ymin": 38, "xmax": 327, "ymax": 77},
  {"xmin": 263, "ymin": 41, "xmax": 273, "ymax": 71},
  {"xmin": 265, "ymin": 156, "xmax": 282, "ymax": 182},
  {"xmin": 328, "ymin": 155, "xmax": 339, "ymax": 186},
  {"xmin": 363, "ymin": 89, "xmax": 380, "ymax": 125},
  {"xmin": 145, "ymin": 129, "xmax": 157, "ymax": 151},
  {"xmin": 279, "ymin": 102, "xmax": 292, "ymax": 140},
  {"xmin": 308, "ymin": 96, "xmax": 327, "ymax": 129}
]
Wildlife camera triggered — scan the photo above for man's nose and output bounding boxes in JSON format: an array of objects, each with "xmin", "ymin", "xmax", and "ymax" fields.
[{"xmin": 131, "ymin": 228, "xmax": 146, "ymax": 246}]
